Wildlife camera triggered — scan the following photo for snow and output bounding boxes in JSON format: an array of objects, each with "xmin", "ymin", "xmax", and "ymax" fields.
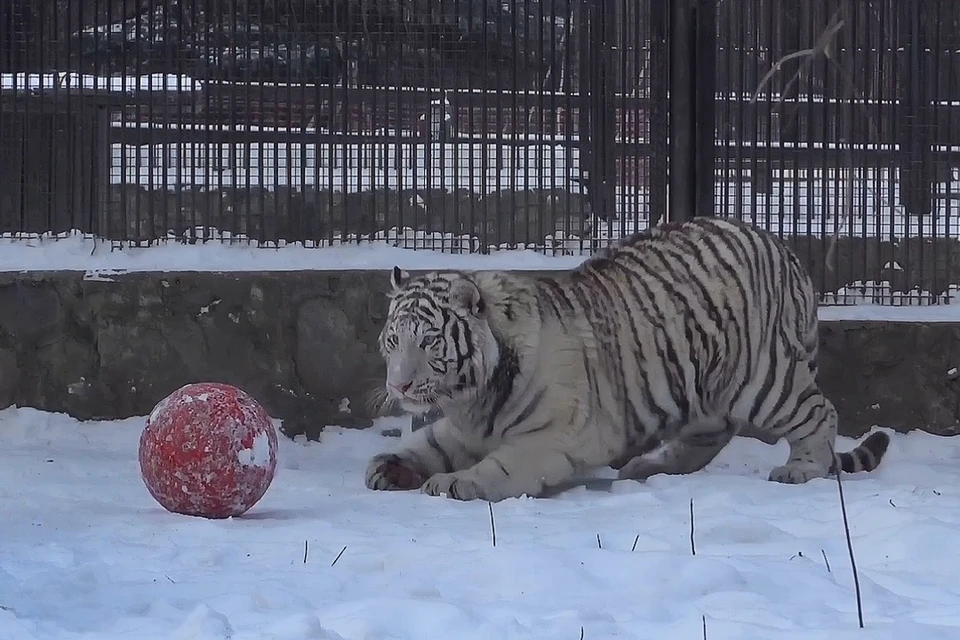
[
  {"xmin": 237, "ymin": 432, "xmax": 273, "ymax": 468},
  {"xmin": 0, "ymin": 231, "xmax": 590, "ymax": 272},
  {"xmin": 0, "ymin": 229, "xmax": 958, "ymax": 319},
  {"xmin": 818, "ymin": 300, "xmax": 960, "ymax": 322},
  {"xmin": 0, "ymin": 72, "xmax": 202, "ymax": 93},
  {"xmin": 3, "ymin": 406, "xmax": 960, "ymax": 639}
]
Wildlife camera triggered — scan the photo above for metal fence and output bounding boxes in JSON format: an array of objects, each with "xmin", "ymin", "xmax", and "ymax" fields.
[
  {"xmin": 711, "ymin": 0, "xmax": 960, "ymax": 305},
  {"xmin": 0, "ymin": 0, "xmax": 958, "ymax": 305}
]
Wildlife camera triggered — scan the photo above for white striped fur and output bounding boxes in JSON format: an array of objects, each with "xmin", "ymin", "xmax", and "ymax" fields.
[{"xmin": 365, "ymin": 217, "xmax": 890, "ymax": 501}]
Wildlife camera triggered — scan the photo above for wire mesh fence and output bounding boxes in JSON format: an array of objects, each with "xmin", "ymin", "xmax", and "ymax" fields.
[
  {"xmin": 0, "ymin": 0, "xmax": 958, "ymax": 305},
  {"xmin": 714, "ymin": 0, "xmax": 960, "ymax": 304},
  {"xmin": 0, "ymin": 0, "xmax": 657, "ymax": 255}
]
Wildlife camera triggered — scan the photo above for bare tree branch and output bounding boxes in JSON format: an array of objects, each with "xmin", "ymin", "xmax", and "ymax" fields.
[{"xmin": 750, "ymin": 9, "xmax": 845, "ymax": 108}]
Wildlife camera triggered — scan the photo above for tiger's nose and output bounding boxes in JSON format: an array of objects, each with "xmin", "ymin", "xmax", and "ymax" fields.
[{"xmin": 391, "ymin": 381, "xmax": 413, "ymax": 395}]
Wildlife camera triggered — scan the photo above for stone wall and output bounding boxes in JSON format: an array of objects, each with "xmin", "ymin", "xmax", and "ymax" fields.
[{"xmin": 0, "ymin": 269, "xmax": 958, "ymax": 440}]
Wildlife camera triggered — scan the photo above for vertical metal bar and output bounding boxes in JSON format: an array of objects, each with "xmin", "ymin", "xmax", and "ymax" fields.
[
  {"xmin": 668, "ymin": 0, "xmax": 695, "ymax": 222},
  {"xmin": 802, "ymin": 3, "xmax": 815, "ymax": 290},
  {"xmin": 601, "ymin": 0, "xmax": 616, "ymax": 229},
  {"xmin": 537, "ymin": 0, "xmax": 546, "ymax": 251},
  {"xmin": 618, "ymin": 0, "xmax": 627, "ymax": 234},
  {"xmin": 448, "ymin": 0, "xmax": 460, "ymax": 253},
  {"xmin": 300, "ymin": 0, "xmax": 309, "ymax": 244},
  {"xmin": 694, "ymin": 0, "xmax": 716, "ymax": 219},
  {"xmin": 467, "ymin": 0, "xmax": 477, "ymax": 253},
  {"xmin": 848, "ymin": 0, "xmax": 861, "ymax": 301},
  {"xmin": 930, "ymin": 0, "xmax": 942, "ymax": 303},
  {"xmin": 286, "ymin": 5, "xmax": 295, "ymax": 245},
  {"xmin": 899, "ymin": 0, "xmax": 935, "ymax": 303},
  {"xmin": 163, "ymin": 0, "xmax": 174, "ymax": 241},
  {"xmin": 510, "ymin": 0, "xmax": 519, "ymax": 248},
  {"xmin": 577, "ymin": 0, "xmax": 591, "ymax": 241},
  {"xmin": 731, "ymin": 0, "xmax": 744, "ymax": 223},
  {"xmin": 310, "ymin": 0, "xmax": 322, "ymax": 246},
  {"xmin": 948, "ymin": 0, "xmax": 959, "ymax": 304},
  {"xmin": 328, "ymin": 1, "xmax": 337, "ymax": 248},
  {"xmin": 817, "ymin": 1, "xmax": 830, "ymax": 291},
  {"xmin": 368, "ymin": 6, "xmax": 380, "ymax": 249},
  {"xmin": 204, "ymin": 0, "xmax": 216, "ymax": 245},
  {"xmin": 47, "ymin": 0, "xmax": 58, "ymax": 236},
  {"xmin": 722, "ymin": 0, "xmax": 733, "ymax": 220},
  {"xmin": 564, "ymin": 0, "xmax": 574, "ymax": 251},
  {"xmin": 942, "ymin": 0, "xmax": 958, "ymax": 304},
  {"xmin": 767, "ymin": 0, "xmax": 780, "ymax": 238},
  {"xmin": 244, "ymin": 0, "xmax": 255, "ymax": 244},
  {"xmin": 648, "ymin": 0, "xmax": 668, "ymax": 228},
  {"xmin": 173, "ymin": 0, "xmax": 185, "ymax": 242},
  {"xmin": 481, "ymin": 0, "xmax": 490, "ymax": 252},
  {"xmin": 872, "ymin": 0, "xmax": 886, "ymax": 297},
  {"xmin": 495, "ymin": 0, "xmax": 505, "ymax": 249},
  {"xmin": 273, "ymin": 6, "xmax": 283, "ymax": 247},
  {"xmin": 340, "ymin": 0, "xmax": 350, "ymax": 248}
]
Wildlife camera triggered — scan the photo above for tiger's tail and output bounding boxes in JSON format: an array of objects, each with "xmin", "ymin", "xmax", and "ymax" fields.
[{"xmin": 834, "ymin": 431, "xmax": 890, "ymax": 474}]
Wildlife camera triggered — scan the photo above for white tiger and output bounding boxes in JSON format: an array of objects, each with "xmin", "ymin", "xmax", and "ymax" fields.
[{"xmin": 365, "ymin": 216, "xmax": 890, "ymax": 502}]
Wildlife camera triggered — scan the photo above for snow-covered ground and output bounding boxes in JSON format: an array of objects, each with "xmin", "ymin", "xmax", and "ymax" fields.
[{"xmin": 2, "ymin": 406, "xmax": 959, "ymax": 640}]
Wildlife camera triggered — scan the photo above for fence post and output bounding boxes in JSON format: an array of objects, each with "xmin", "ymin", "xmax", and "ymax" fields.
[
  {"xmin": 694, "ymin": 0, "xmax": 716, "ymax": 219},
  {"xmin": 648, "ymin": 0, "xmax": 669, "ymax": 227},
  {"xmin": 667, "ymin": 0, "xmax": 716, "ymax": 222},
  {"xmin": 579, "ymin": 0, "xmax": 616, "ymax": 222},
  {"xmin": 898, "ymin": 1, "xmax": 934, "ymax": 218}
]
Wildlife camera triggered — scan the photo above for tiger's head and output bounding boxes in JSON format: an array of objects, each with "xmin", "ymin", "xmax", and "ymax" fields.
[{"xmin": 378, "ymin": 267, "xmax": 500, "ymax": 414}]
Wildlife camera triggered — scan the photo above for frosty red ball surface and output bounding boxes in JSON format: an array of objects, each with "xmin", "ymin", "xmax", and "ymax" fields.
[{"xmin": 139, "ymin": 382, "xmax": 278, "ymax": 519}]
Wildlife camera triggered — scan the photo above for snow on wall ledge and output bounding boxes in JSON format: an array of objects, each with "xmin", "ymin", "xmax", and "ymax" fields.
[
  {"xmin": 1, "ymin": 226, "xmax": 959, "ymax": 313},
  {"xmin": 0, "ymin": 270, "xmax": 957, "ymax": 438}
]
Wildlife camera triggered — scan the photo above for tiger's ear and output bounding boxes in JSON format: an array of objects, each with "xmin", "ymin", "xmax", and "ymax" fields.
[
  {"xmin": 450, "ymin": 278, "xmax": 485, "ymax": 316},
  {"xmin": 390, "ymin": 266, "xmax": 409, "ymax": 292}
]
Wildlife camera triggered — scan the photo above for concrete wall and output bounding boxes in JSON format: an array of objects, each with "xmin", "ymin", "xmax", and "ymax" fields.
[{"xmin": 0, "ymin": 270, "xmax": 958, "ymax": 440}]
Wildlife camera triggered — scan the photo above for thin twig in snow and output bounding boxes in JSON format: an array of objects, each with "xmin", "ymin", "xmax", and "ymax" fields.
[
  {"xmin": 303, "ymin": 540, "xmax": 309, "ymax": 564},
  {"xmin": 596, "ymin": 534, "xmax": 602, "ymax": 549},
  {"xmin": 689, "ymin": 499, "xmax": 696, "ymax": 556},
  {"xmin": 631, "ymin": 534, "xmax": 639, "ymax": 552},
  {"xmin": 821, "ymin": 549, "xmax": 832, "ymax": 573},
  {"xmin": 488, "ymin": 501, "xmax": 497, "ymax": 548},
  {"xmin": 834, "ymin": 464, "xmax": 864, "ymax": 627},
  {"xmin": 331, "ymin": 545, "xmax": 347, "ymax": 567},
  {"xmin": 702, "ymin": 614, "xmax": 708, "ymax": 640}
]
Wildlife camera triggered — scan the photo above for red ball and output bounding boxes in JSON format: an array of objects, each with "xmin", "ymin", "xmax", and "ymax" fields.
[{"xmin": 139, "ymin": 382, "xmax": 278, "ymax": 519}]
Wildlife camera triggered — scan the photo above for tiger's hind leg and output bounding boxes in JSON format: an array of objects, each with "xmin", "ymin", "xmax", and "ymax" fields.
[
  {"xmin": 616, "ymin": 417, "xmax": 739, "ymax": 481},
  {"xmin": 766, "ymin": 385, "xmax": 840, "ymax": 484},
  {"xmin": 767, "ymin": 382, "xmax": 891, "ymax": 484}
]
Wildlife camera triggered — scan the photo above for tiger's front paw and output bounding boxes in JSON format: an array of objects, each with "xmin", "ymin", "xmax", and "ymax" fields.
[
  {"xmin": 421, "ymin": 472, "xmax": 490, "ymax": 501},
  {"xmin": 365, "ymin": 453, "xmax": 425, "ymax": 491}
]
